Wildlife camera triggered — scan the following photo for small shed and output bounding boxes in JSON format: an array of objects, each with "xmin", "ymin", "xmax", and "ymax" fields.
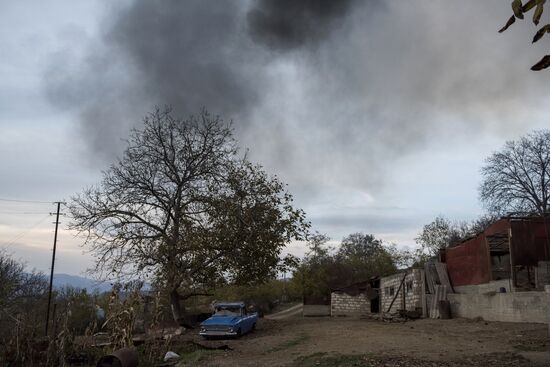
[
  {"xmin": 330, "ymin": 281, "xmax": 372, "ymax": 316},
  {"xmin": 330, "ymin": 279, "xmax": 379, "ymax": 316},
  {"xmin": 379, "ymin": 269, "xmax": 424, "ymax": 314}
]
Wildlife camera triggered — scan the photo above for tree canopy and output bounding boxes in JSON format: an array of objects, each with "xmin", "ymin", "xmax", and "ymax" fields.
[
  {"xmin": 480, "ymin": 130, "xmax": 550, "ymax": 216},
  {"xmin": 0, "ymin": 251, "xmax": 48, "ymax": 346},
  {"xmin": 292, "ymin": 233, "xmax": 401, "ymax": 298},
  {"xmin": 69, "ymin": 107, "xmax": 309, "ymax": 323},
  {"xmin": 415, "ymin": 215, "xmax": 499, "ymax": 255},
  {"xmin": 415, "ymin": 216, "xmax": 459, "ymax": 256}
]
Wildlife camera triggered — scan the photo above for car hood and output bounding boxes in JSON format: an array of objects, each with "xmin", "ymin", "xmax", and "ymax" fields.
[{"xmin": 201, "ymin": 315, "xmax": 241, "ymax": 326}]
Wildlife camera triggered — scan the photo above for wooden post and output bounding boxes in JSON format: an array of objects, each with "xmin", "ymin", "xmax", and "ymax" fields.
[
  {"xmin": 421, "ymin": 269, "xmax": 427, "ymax": 318},
  {"xmin": 45, "ymin": 201, "xmax": 62, "ymax": 336},
  {"xmin": 509, "ymin": 227, "xmax": 515, "ymax": 291},
  {"xmin": 401, "ymin": 280, "xmax": 406, "ymax": 310},
  {"xmin": 386, "ymin": 272, "xmax": 407, "ymax": 313}
]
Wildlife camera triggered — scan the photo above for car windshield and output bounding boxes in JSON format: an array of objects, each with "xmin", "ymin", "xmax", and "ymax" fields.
[{"xmin": 214, "ymin": 306, "xmax": 242, "ymax": 316}]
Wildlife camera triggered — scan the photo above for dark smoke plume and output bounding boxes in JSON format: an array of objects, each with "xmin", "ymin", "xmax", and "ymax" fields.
[
  {"xmin": 44, "ymin": 0, "xmax": 550, "ymax": 196},
  {"xmin": 45, "ymin": 0, "xmax": 355, "ymax": 163},
  {"xmin": 247, "ymin": 0, "xmax": 356, "ymax": 50}
]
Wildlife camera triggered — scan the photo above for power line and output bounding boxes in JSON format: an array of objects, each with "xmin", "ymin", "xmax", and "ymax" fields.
[
  {"xmin": 0, "ymin": 211, "xmax": 51, "ymax": 215},
  {"xmin": 0, "ymin": 197, "xmax": 55, "ymax": 204},
  {"xmin": 0, "ymin": 214, "xmax": 51, "ymax": 249}
]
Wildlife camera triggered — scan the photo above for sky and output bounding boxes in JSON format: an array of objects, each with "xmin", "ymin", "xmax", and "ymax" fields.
[{"xmin": 0, "ymin": 0, "xmax": 549, "ymax": 276}]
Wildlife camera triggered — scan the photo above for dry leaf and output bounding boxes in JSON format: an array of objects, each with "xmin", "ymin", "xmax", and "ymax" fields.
[
  {"xmin": 522, "ymin": 0, "xmax": 538, "ymax": 11},
  {"xmin": 531, "ymin": 55, "xmax": 550, "ymax": 70},
  {"xmin": 499, "ymin": 15, "xmax": 516, "ymax": 32},
  {"xmin": 533, "ymin": 1, "xmax": 545, "ymax": 25},
  {"xmin": 532, "ymin": 24, "xmax": 550, "ymax": 42},
  {"xmin": 512, "ymin": 0, "xmax": 525, "ymax": 18}
]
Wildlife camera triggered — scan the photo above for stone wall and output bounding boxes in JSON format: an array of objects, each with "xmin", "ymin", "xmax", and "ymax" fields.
[
  {"xmin": 380, "ymin": 269, "xmax": 423, "ymax": 313},
  {"xmin": 448, "ymin": 287, "xmax": 550, "ymax": 323},
  {"xmin": 330, "ymin": 292, "xmax": 370, "ymax": 316}
]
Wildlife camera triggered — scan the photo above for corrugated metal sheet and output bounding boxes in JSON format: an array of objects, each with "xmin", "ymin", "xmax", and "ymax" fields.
[
  {"xmin": 446, "ymin": 234, "xmax": 491, "ymax": 287},
  {"xmin": 510, "ymin": 219, "xmax": 550, "ymax": 266},
  {"xmin": 445, "ymin": 217, "xmax": 550, "ymax": 288},
  {"xmin": 429, "ymin": 284, "xmax": 447, "ymax": 319}
]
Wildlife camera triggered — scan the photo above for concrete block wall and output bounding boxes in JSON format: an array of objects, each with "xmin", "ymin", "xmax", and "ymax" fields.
[
  {"xmin": 330, "ymin": 292, "xmax": 370, "ymax": 316},
  {"xmin": 536, "ymin": 261, "xmax": 550, "ymax": 290},
  {"xmin": 454, "ymin": 279, "xmax": 512, "ymax": 294},
  {"xmin": 448, "ymin": 289, "xmax": 550, "ymax": 323},
  {"xmin": 380, "ymin": 269, "xmax": 423, "ymax": 313}
]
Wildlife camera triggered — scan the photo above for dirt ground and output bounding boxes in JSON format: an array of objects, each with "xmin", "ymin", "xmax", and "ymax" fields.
[{"xmin": 177, "ymin": 315, "xmax": 550, "ymax": 366}]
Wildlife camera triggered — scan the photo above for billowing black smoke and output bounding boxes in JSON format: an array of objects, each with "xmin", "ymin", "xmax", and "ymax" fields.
[
  {"xmin": 45, "ymin": 0, "xmax": 356, "ymax": 163},
  {"xmin": 44, "ymin": 1, "xmax": 548, "ymax": 195},
  {"xmin": 108, "ymin": 1, "xmax": 261, "ymax": 119},
  {"xmin": 247, "ymin": 0, "xmax": 356, "ymax": 50}
]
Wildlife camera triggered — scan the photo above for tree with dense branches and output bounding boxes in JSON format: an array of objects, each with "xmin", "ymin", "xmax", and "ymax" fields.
[
  {"xmin": 69, "ymin": 107, "xmax": 309, "ymax": 324},
  {"xmin": 480, "ymin": 130, "xmax": 550, "ymax": 216}
]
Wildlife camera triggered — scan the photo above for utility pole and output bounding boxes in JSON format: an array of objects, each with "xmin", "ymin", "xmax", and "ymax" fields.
[{"xmin": 45, "ymin": 201, "xmax": 63, "ymax": 337}]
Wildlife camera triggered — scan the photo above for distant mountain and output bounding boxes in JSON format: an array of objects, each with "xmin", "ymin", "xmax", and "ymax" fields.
[{"xmin": 52, "ymin": 273, "xmax": 113, "ymax": 293}]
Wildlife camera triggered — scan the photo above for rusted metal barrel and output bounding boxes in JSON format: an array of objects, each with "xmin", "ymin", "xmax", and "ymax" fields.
[{"xmin": 96, "ymin": 348, "xmax": 139, "ymax": 367}]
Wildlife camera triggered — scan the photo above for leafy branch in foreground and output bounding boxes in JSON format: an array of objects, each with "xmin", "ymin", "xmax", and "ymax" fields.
[{"xmin": 499, "ymin": 0, "xmax": 550, "ymax": 70}]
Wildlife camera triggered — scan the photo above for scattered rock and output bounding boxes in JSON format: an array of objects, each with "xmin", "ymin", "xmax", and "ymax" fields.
[{"xmin": 163, "ymin": 351, "xmax": 180, "ymax": 361}]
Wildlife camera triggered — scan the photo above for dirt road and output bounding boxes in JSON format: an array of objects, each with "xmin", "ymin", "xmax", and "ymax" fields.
[
  {"xmin": 179, "ymin": 315, "xmax": 550, "ymax": 366},
  {"xmin": 264, "ymin": 304, "xmax": 303, "ymax": 320}
]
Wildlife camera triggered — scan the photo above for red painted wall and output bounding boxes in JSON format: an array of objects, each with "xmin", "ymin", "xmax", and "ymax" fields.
[
  {"xmin": 446, "ymin": 219, "xmax": 511, "ymax": 286},
  {"xmin": 445, "ymin": 218, "xmax": 550, "ymax": 287},
  {"xmin": 446, "ymin": 234, "xmax": 490, "ymax": 286},
  {"xmin": 510, "ymin": 219, "xmax": 550, "ymax": 266}
]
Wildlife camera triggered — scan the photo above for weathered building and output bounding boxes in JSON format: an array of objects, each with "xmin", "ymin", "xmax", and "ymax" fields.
[
  {"xmin": 330, "ymin": 269, "xmax": 424, "ymax": 317},
  {"xmin": 380, "ymin": 269, "xmax": 424, "ymax": 314},
  {"xmin": 445, "ymin": 217, "xmax": 550, "ymax": 292},
  {"xmin": 444, "ymin": 216, "xmax": 550, "ymax": 324},
  {"xmin": 330, "ymin": 281, "xmax": 372, "ymax": 316}
]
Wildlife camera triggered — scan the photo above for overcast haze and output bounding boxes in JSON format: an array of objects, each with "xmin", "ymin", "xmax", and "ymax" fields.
[{"xmin": 1, "ymin": 0, "xmax": 549, "ymax": 276}]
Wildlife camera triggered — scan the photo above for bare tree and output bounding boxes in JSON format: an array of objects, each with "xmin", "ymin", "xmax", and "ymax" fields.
[
  {"xmin": 69, "ymin": 107, "xmax": 308, "ymax": 324},
  {"xmin": 480, "ymin": 130, "xmax": 550, "ymax": 216},
  {"xmin": 415, "ymin": 216, "xmax": 463, "ymax": 256},
  {"xmin": 468, "ymin": 213, "xmax": 500, "ymax": 234}
]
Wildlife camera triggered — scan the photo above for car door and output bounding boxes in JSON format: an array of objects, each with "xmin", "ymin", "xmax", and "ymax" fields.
[{"xmin": 241, "ymin": 307, "xmax": 252, "ymax": 333}]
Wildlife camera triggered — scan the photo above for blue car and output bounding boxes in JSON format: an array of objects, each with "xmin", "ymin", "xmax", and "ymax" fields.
[{"xmin": 199, "ymin": 302, "xmax": 258, "ymax": 338}]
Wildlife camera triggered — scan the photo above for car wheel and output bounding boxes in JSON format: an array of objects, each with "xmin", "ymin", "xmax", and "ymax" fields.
[
  {"xmin": 237, "ymin": 328, "xmax": 242, "ymax": 337},
  {"xmin": 252, "ymin": 323, "xmax": 256, "ymax": 331}
]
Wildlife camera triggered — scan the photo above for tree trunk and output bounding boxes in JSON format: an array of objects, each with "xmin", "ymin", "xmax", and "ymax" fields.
[{"xmin": 169, "ymin": 288, "xmax": 186, "ymax": 326}]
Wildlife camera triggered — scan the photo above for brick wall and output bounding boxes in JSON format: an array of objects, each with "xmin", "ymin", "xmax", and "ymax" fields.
[
  {"xmin": 380, "ymin": 269, "xmax": 423, "ymax": 313},
  {"xmin": 330, "ymin": 292, "xmax": 370, "ymax": 316}
]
